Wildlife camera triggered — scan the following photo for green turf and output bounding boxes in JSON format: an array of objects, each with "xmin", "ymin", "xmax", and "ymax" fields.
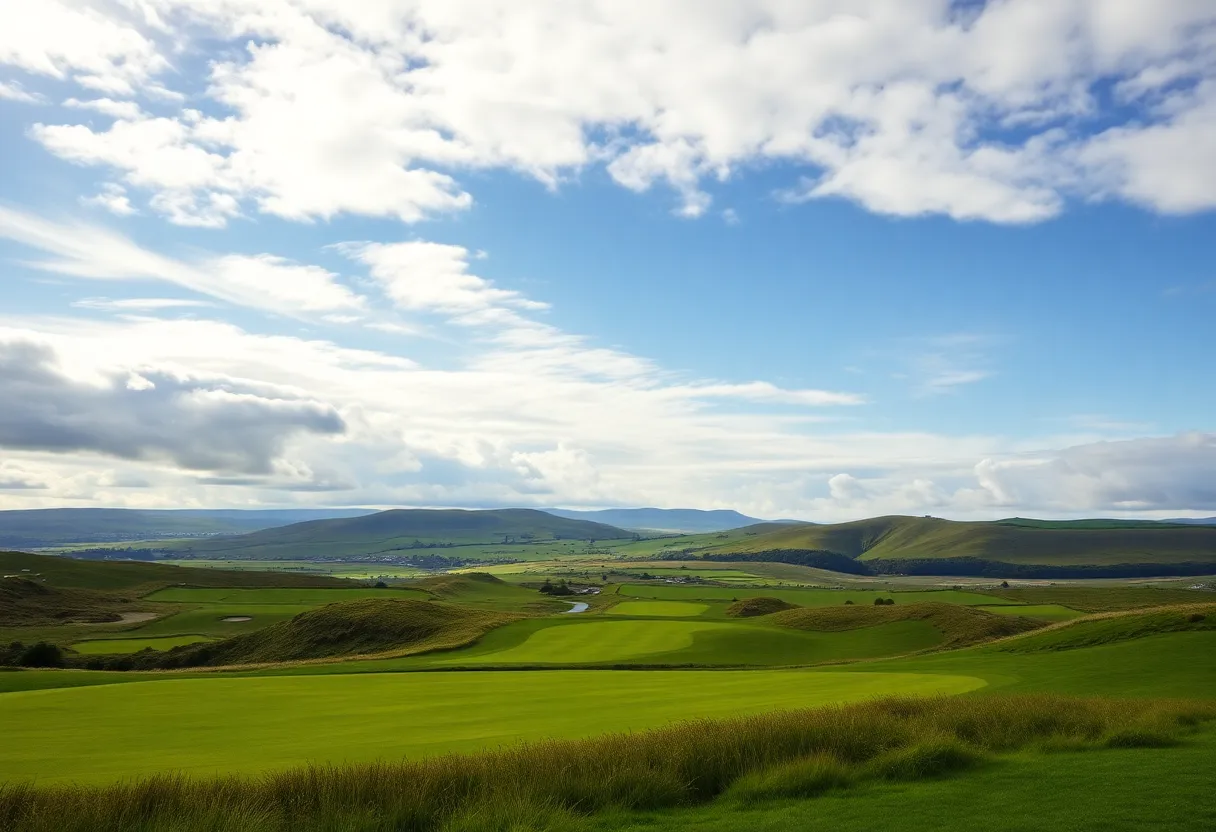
[
  {"xmin": 838, "ymin": 631, "xmax": 1216, "ymax": 698},
  {"xmin": 142, "ymin": 587, "xmax": 429, "ymax": 604},
  {"xmin": 70, "ymin": 635, "xmax": 215, "ymax": 654},
  {"xmin": 619, "ymin": 584, "xmax": 999, "ymax": 607},
  {"xmin": 971, "ymin": 603, "xmax": 1084, "ymax": 621},
  {"xmin": 424, "ymin": 617, "xmax": 945, "ymax": 667},
  {"xmin": 606, "ymin": 601, "xmax": 710, "ymax": 617},
  {"xmin": 590, "ymin": 726, "xmax": 1216, "ymax": 832},
  {"xmin": 0, "ymin": 669, "xmax": 983, "ymax": 784},
  {"xmin": 117, "ymin": 604, "xmax": 317, "ymax": 638}
]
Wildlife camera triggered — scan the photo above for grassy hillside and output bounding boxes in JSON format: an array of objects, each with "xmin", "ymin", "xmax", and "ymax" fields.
[
  {"xmin": 0, "ymin": 578, "xmax": 147, "ymax": 627},
  {"xmin": 704, "ymin": 515, "xmax": 1216, "ymax": 573},
  {"xmin": 0, "ymin": 508, "xmax": 373, "ymax": 548},
  {"xmin": 161, "ymin": 508, "xmax": 633, "ymax": 560},
  {"xmin": 0, "ymin": 551, "xmax": 347, "ymax": 591},
  {"xmin": 770, "ymin": 602, "xmax": 1044, "ymax": 649},
  {"xmin": 995, "ymin": 604, "xmax": 1216, "ymax": 653},
  {"xmin": 90, "ymin": 599, "xmax": 518, "ymax": 668}
]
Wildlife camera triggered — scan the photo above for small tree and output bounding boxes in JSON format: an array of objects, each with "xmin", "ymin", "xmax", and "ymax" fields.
[
  {"xmin": 374, "ymin": 581, "xmax": 388, "ymax": 589},
  {"xmin": 873, "ymin": 597, "xmax": 885, "ymax": 606},
  {"xmin": 1000, "ymin": 580, "xmax": 1010, "ymax": 588},
  {"xmin": 19, "ymin": 642, "xmax": 64, "ymax": 668},
  {"xmin": 844, "ymin": 600, "xmax": 854, "ymax": 605}
]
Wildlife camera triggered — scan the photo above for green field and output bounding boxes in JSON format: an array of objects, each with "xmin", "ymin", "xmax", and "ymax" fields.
[
  {"xmin": 71, "ymin": 635, "xmax": 215, "ymax": 654},
  {"xmin": 606, "ymin": 600, "xmax": 710, "ymax": 617},
  {"xmin": 972, "ymin": 603, "xmax": 1084, "ymax": 621},
  {"xmin": 0, "ymin": 669, "xmax": 982, "ymax": 783},
  {"xmin": 618, "ymin": 584, "xmax": 1000, "ymax": 607}
]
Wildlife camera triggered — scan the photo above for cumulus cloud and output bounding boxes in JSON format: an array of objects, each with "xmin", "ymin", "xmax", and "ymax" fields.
[
  {"xmin": 3, "ymin": 0, "xmax": 1213, "ymax": 225},
  {"xmin": 79, "ymin": 182, "xmax": 138, "ymax": 216},
  {"xmin": 0, "ymin": 337, "xmax": 344, "ymax": 475}
]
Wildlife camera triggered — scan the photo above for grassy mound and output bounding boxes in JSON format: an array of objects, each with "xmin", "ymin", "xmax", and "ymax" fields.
[
  {"xmin": 770, "ymin": 603, "xmax": 1044, "ymax": 649},
  {"xmin": 415, "ymin": 572, "xmax": 508, "ymax": 597},
  {"xmin": 93, "ymin": 599, "xmax": 517, "ymax": 668},
  {"xmin": 998, "ymin": 604, "xmax": 1216, "ymax": 653},
  {"xmin": 726, "ymin": 596, "xmax": 798, "ymax": 617},
  {"xmin": 0, "ymin": 578, "xmax": 140, "ymax": 626},
  {"xmin": 1, "ymin": 695, "xmax": 1209, "ymax": 832}
]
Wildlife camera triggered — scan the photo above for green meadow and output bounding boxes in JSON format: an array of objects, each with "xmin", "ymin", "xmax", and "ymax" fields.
[{"xmin": 3, "ymin": 549, "xmax": 1215, "ymax": 831}]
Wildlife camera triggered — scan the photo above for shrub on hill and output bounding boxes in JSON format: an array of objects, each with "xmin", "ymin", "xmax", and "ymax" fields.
[
  {"xmin": 769, "ymin": 602, "xmax": 1043, "ymax": 649},
  {"xmin": 725, "ymin": 596, "xmax": 798, "ymax": 617}
]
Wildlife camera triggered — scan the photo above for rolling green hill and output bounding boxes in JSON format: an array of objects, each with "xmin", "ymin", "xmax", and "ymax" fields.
[
  {"xmin": 769, "ymin": 602, "xmax": 1044, "ymax": 649},
  {"xmin": 0, "ymin": 550, "xmax": 347, "ymax": 591},
  {"xmin": 160, "ymin": 508, "xmax": 633, "ymax": 560},
  {"xmin": 86, "ymin": 598, "xmax": 519, "ymax": 668},
  {"xmin": 701, "ymin": 515, "xmax": 1216, "ymax": 576},
  {"xmin": 0, "ymin": 508, "xmax": 374, "ymax": 548},
  {"xmin": 0, "ymin": 578, "xmax": 146, "ymax": 627}
]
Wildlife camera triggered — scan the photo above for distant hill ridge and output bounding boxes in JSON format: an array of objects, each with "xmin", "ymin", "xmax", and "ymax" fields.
[
  {"xmin": 701, "ymin": 514, "xmax": 1216, "ymax": 578},
  {"xmin": 164, "ymin": 508, "xmax": 633, "ymax": 560},
  {"xmin": 543, "ymin": 507, "xmax": 766, "ymax": 533},
  {"xmin": 0, "ymin": 507, "xmax": 376, "ymax": 548}
]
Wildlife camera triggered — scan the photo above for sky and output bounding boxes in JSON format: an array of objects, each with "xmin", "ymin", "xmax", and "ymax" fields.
[{"xmin": 0, "ymin": 0, "xmax": 1214, "ymax": 522}]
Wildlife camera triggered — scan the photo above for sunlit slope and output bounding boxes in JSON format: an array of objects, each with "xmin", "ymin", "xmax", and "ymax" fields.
[
  {"xmin": 162, "ymin": 508, "xmax": 633, "ymax": 559},
  {"xmin": 707, "ymin": 515, "xmax": 1216, "ymax": 567}
]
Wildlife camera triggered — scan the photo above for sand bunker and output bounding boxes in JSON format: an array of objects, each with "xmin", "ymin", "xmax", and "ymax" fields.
[{"xmin": 220, "ymin": 616, "xmax": 253, "ymax": 622}]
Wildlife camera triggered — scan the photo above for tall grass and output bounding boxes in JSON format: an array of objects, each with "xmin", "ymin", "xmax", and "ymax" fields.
[{"xmin": 1, "ymin": 695, "xmax": 1211, "ymax": 832}]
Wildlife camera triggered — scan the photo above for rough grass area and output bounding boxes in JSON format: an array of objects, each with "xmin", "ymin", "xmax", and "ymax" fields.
[
  {"xmin": 79, "ymin": 599, "xmax": 518, "ymax": 669},
  {"xmin": 1, "ymin": 695, "xmax": 1209, "ymax": 832},
  {"xmin": 770, "ymin": 602, "xmax": 1044, "ymax": 649},
  {"xmin": 976, "ymin": 585, "xmax": 1214, "ymax": 612},
  {"xmin": 997, "ymin": 604, "xmax": 1216, "ymax": 653},
  {"xmin": 0, "ymin": 578, "xmax": 146, "ymax": 626},
  {"xmin": 726, "ymin": 597, "xmax": 798, "ymax": 617}
]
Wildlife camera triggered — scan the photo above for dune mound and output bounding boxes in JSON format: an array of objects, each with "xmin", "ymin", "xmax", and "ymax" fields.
[
  {"xmin": 770, "ymin": 602, "xmax": 1043, "ymax": 649},
  {"xmin": 726, "ymin": 596, "xmax": 798, "ymax": 617}
]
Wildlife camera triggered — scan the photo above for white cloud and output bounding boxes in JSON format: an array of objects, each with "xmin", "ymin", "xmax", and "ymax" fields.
[
  {"xmin": 80, "ymin": 182, "xmax": 138, "ymax": 216},
  {"xmin": 341, "ymin": 241, "xmax": 547, "ymax": 316},
  {"xmin": 0, "ymin": 207, "xmax": 362, "ymax": 316},
  {"xmin": 72, "ymin": 297, "xmax": 213, "ymax": 311},
  {"xmin": 4, "ymin": 0, "xmax": 1213, "ymax": 226},
  {"xmin": 0, "ymin": 0, "xmax": 165, "ymax": 96},
  {"xmin": 64, "ymin": 97, "xmax": 144, "ymax": 120},
  {"xmin": 0, "ymin": 81, "xmax": 43, "ymax": 104}
]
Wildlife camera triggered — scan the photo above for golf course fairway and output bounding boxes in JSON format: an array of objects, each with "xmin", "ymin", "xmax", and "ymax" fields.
[{"xmin": 0, "ymin": 669, "xmax": 983, "ymax": 783}]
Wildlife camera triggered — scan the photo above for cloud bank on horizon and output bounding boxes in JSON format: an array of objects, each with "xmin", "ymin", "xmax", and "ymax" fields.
[{"xmin": 0, "ymin": 0, "xmax": 1213, "ymax": 520}]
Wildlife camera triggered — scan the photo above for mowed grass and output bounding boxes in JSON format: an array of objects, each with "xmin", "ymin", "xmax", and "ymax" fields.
[
  {"xmin": 606, "ymin": 600, "xmax": 710, "ymax": 617},
  {"xmin": 118, "ymin": 604, "xmax": 317, "ymax": 638},
  {"xmin": 0, "ymin": 669, "xmax": 984, "ymax": 784},
  {"xmin": 143, "ymin": 587, "xmax": 429, "ymax": 604},
  {"xmin": 431, "ymin": 617, "xmax": 946, "ymax": 667},
  {"xmin": 70, "ymin": 635, "xmax": 214, "ymax": 655},
  {"xmin": 973, "ymin": 604, "xmax": 1085, "ymax": 622},
  {"xmin": 619, "ymin": 584, "xmax": 1001, "ymax": 607}
]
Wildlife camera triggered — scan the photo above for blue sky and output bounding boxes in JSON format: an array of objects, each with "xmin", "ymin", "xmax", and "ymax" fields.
[{"xmin": 0, "ymin": 1, "xmax": 1214, "ymax": 520}]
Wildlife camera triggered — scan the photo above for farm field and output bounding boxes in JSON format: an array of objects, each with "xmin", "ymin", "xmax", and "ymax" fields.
[{"xmin": 0, "ymin": 669, "xmax": 983, "ymax": 783}]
